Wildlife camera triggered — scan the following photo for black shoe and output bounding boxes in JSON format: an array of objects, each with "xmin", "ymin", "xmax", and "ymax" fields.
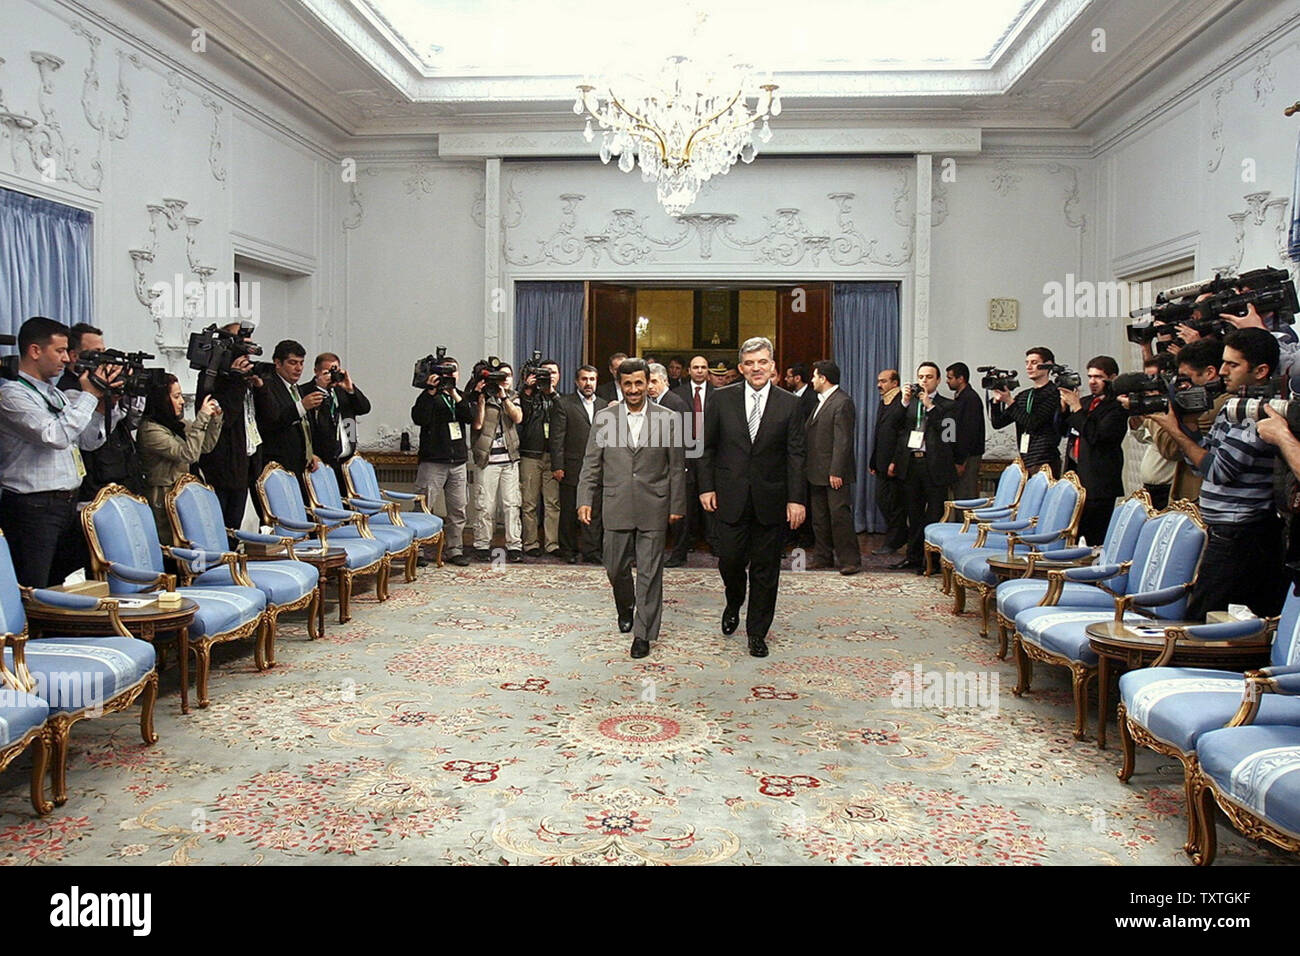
[
  {"xmin": 840, "ymin": 565, "xmax": 862, "ymax": 576},
  {"xmin": 448, "ymin": 553, "xmax": 470, "ymax": 567},
  {"xmin": 507, "ymin": 549, "xmax": 524, "ymax": 563},
  {"xmin": 524, "ymin": 547, "xmax": 542, "ymax": 558},
  {"xmin": 564, "ymin": 551, "xmax": 578, "ymax": 565},
  {"xmin": 472, "ymin": 547, "xmax": 491, "ymax": 561},
  {"xmin": 890, "ymin": 558, "xmax": 920, "ymax": 570},
  {"xmin": 914, "ymin": 565, "xmax": 927, "ymax": 576},
  {"xmin": 630, "ymin": 637, "xmax": 650, "ymax": 659},
  {"xmin": 665, "ymin": 555, "xmax": 685, "ymax": 568},
  {"xmin": 721, "ymin": 606, "xmax": 740, "ymax": 635},
  {"xmin": 584, "ymin": 553, "xmax": 602, "ymax": 565},
  {"xmin": 618, "ymin": 608, "xmax": 635, "ymax": 633},
  {"xmin": 748, "ymin": 636, "xmax": 769, "ymax": 657}
]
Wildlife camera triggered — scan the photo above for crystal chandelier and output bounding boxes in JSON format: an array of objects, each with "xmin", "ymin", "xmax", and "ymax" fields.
[{"xmin": 574, "ymin": 53, "xmax": 780, "ymax": 217}]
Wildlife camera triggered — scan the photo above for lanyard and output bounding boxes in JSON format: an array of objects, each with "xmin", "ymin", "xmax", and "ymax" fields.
[
  {"xmin": 1026, "ymin": 390, "xmax": 1034, "ymax": 415},
  {"xmin": 915, "ymin": 401, "xmax": 924, "ymax": 428},
  {"xmin": 16, "ymin": 375, "xmax": 66, "ymax": 414}
]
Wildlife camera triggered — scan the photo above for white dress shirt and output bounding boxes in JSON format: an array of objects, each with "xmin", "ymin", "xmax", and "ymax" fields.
[{"xmin": 810, "ymin": 384, "xmax": 838, "ymax": 420}]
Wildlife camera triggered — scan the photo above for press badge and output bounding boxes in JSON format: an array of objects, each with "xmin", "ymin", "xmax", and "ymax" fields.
[
  {"xmin": 1019, "ymin": 433, "xmax": 1030, "ymax": 454},
  {"xmin": 544, "ymin": 422, "xmax": 550, "ymax": 439},
  {"xmin": 448, "ymin": 422, "xmax": 463, "ymax": 441},
  {"xmin": 907, "ymin": 430, "xmax": 924, "ymax": 450},
  {"xmin": 72, "ymin": 446, "xmax": 86, "ymax": 480}
]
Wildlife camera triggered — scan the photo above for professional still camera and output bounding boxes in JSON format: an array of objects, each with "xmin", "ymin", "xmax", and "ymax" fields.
[
  {"xmin": 74, "ymin": 348, "xmax": 168, "ymax": 397},
  {"xmin": 978, "ymin": 366, "xmax": 1020, "ymax": 392},
  {"xmin": 187, "ymin": 323, "xmax": 262, "ymax": 389},
  {"xmin": 412, "ymin": 346, "xmax": 458, "ymax": 389},
  {"xmin": 470, "ymin": 356, "xmax": 509, "ymax": 397},
  {"xmin": 521, "ymin": 350, "xmax": 552, "ymax": 390}
]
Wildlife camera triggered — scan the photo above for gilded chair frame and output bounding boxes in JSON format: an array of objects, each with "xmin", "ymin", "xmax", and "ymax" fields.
[
  {"xmin": 0, "ymin": 630, "xmax": 52, "ymax": 815},
  {"xmin": 342, "ymin": 455, "xmax": 445, "ymax": 568},
  {"xmin": 952, "ymin": 470, "xmax": 1086, "ymax": 641},
  {"xmin": 166, "ymin": 474, "xmax": 319, "ymax": 665},
  {"xmin": 310, "ymin": 464, "xmax": 418, "ymax": 584},
  {"xmin": 81, "ymin": 483, "xmax": 265, "ymax": 709},
  {"xmin": 255, "ymin": 463, "xmax": 388, "ymax": 622},
  {"xmin": 1011, "ymin": 498, "xmax": 1208, "ymax": 745},
  {"xmin": 939, "ymin": 464, "xmax": 1054, "ymax": 596},
  {"xmin": 924, "ymin": 456, "xmax": 1028, "ymax": 579}
]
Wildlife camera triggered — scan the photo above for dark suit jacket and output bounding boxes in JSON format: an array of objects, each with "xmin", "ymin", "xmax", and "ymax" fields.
[
  {"xmin": 805, "ymin": 387, "xmax": 856, "ymax": 486},
  {"xmin": 950, "ymin": 386, "xmax": 986, "ymax": 461},
  {"xmin": 197, "ymin": 373, "xmax": 262, "ymax": 489},
  {"xmin": 300, "ymin": 382, "xmax": 371, "ymax": 466},
  {"xmin": 548, "ymin": 392, "xmax": 598, "ymax": 488},
  {"xmin": 255, "ymin": 375, "xmax": 312, "ymax": 474},
  {"xmin": 795, "ymin": 385, "xmax": 819, "ymax": 425},
  {"xmin": 595, "ymin": 380, "xmax": 622, "ymax": 404},
  {"xmin": 698, "ymin": 382, "xmax": 807, "ymax": 526},
  {"xmin": 892, "ymin": 392, "xmax": 958, "ymax": 486},
  {"xmin": 656, "ymin": 389, "xmax": 694, "ymax": 472},
  {"xmin": 1060, "ymin": 395, "xmax": 1127, "ymax": 499},
  {"xmin": 871, "ymin": 392, "xmax": 906, "ymax": 474}
]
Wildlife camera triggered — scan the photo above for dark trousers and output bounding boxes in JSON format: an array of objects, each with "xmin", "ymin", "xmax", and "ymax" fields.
[
  {"xmin": 1077, "ymin": 498, "xmax": 1116, "ymax": 548},
  {"xmin": 876, "ymin": 475, "xmax": 908, "ymax": 549},
  {"xmin": 949, "ymin": 454, "xmax": 982, "ymax": 505},
  {"xmin": 670, "ymin": 466, "xmax": 713, "ymax": 561},
  {"xmin": 903, "ymin": 458, "xmax": 948, "ymax": 564},
  {"xmin": 714, "ymin": 496, "xmax": 787, "ymax": 639},
  {"xmin": 213, "ymin": 485, "xmax": 250, "ymax": 531},
  {"xmin": 559, "ymin": 483, "xmax": 602, "ymax": 559},
  {"xmin": 1144, "ymin": 483, "xmax": 1171, "ymax": 511},
  {"xmin": 1187, "ymin": 515, "xmax": 1287, "ymax": 620},
  {"xmin": 809, "ymin": 482, "xmax": 860, "ymax": 568},
  {"xmin": 0, "ymin": 489, "xmax": 83, "ymax": 587}
]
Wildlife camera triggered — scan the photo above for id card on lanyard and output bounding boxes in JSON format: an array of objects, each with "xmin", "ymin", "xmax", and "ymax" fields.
[
  {"xmin": 18, "ymin": 377, "xmax": 85, "ymax": 478},
  {"xmin": 1019, "ymin": 389, "xmax": 1034, "ymax": 454},
  {"xmin": 908, "ymin": 400, "xmax": 925, "ymax": 451}
]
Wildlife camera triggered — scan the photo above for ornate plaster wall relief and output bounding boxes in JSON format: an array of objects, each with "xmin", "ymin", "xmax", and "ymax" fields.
[
  {"xmin": 128, "ymin": 198, "xmax": 218, "ymax": 353},
  {"xmin": 198, "ymin": 94, "xmax": 226, "ymax": 186}
]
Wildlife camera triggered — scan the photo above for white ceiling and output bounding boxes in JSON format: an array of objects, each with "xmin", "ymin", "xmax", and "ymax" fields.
[{"xmin": 146, "ymin": 0, "xmax": 1245, "ymax": 140}]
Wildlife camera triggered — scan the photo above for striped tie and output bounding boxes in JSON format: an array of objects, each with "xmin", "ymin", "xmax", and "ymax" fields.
[{"xmin": 747, "ymin": 390, "xmax": 761, "ymax": 442}]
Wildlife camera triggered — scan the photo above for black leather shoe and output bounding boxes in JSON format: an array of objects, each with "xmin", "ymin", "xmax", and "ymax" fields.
[
  {"xmin": 748, "ymin": 636, "xmax": 769, "ymax": 657},
  {"xmin": 564, "ymin": 552, "xmax": 578, "ymax": 565},
  {"xmin": 448, "ymin": 553, "xmax": 470, "ymax": 567},
  {"xmin": 507, "ymin": 550, "xmax": 524, "ymax": 563},
  {"xmin": 630, "ymin": 638, "xmax": 650, "ymax": 659},
  {"xmin": 840, "ymin": 564, "xmax": 862, "ymax": 576},
  {"xmin": 618, "ymin": 608, "xmax": 635, "ymax": 633},
  {"xmin": 721, "ymin": 606, "xmax": 740, "ymax": 635},
  {"xmin": 524, "ymin": 547, "xmax": 542, "ymax": 558},
  {"xmin": 890, "ymin": 558, "xmax": 919, "ymax": 570},
  {"xmin": 665, "ymin": 555, "xmax": 685, "ymax": 568}
]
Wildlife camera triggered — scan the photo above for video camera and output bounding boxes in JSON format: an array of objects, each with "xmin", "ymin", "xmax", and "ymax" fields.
[
  {"xmin": 470, "ymin": 356, "xmax": 509, "ymax": 397},
  {"xmin": 978, "ymin": 366, "xmax": 1020, "ymax": 392},
  {"xmin": 1127, "ymin": 268, "xmax": 1298, "ymax": 351},
  {"xmin": 413, "ymin": 346, "xmax": 458, "ymax": 390},
  {"xmin": 187, "ymin": 324, "xmax": 262, "ymax": 389},
  {"xmin": 521, "ymin": 350, "xmax": 552, "ymax": 391},
  {"xmin": 1046, "ymin": 364, "xmax": 1082, "ymax": 390},
  {"xmin": 74, "ymin": 348, "xmax": 168, "ymax": 397},
  {"xmin": 0, "ymin": 333, "xmax": 18, "ymax": 380},
  {"xmin": 1112, "ymin": 370, "xmax": 1223, "ymax": 417}
]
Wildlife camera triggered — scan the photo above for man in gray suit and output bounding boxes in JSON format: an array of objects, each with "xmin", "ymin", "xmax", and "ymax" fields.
[
  {"xmin": 578, "ymin": 359, "xmax": 687, "ymax": 659},
  {"xmin": 805, "ymin": 360, "xmax": 861, "ymax": 574}
]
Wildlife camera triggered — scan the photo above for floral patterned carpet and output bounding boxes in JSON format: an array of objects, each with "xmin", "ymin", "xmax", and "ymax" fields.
[{"xmin": 0, "ymin": 561, "xmax": 1292, "ymax": 865}]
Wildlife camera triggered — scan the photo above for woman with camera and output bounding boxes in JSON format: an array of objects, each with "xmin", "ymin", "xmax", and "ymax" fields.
[{"xmin": 138, "ymin": 374, "xmax": 223, "ymax": 544}]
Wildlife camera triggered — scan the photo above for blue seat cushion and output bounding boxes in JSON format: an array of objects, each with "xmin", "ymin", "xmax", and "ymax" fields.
[
  {"xmin": 1120, "ymin": 667, "xmax": 1300, "ymax": 754},
  {"xmin": 177, "ymin": 586, "xmax": 267, "ymax": 639},
  {"xmin": 368, "ymin": 523, "xmax": 415, "ymax": 552},
  {"xmin": 1014, "ymin": 607, "xmax": 1145, "ymax": 665},
  {"xmin": 0, "ymin": 697, "xmax": 49, "ymax": 746},
  {"xmin": 952, "ymin": 547, "xmax": 1006, "ymax": 586},
  {"xmin": 996, "ymin": 579, "xmax": 1115, "ymax": 620},
  {"xmin": 925, "ymin": 523, "xmax": 967, "ymax": 548},
  {"xmin": 7, "ymin": 637, "xmax": 155, "ymax": 713},
  {"xmin": 1198, "ymin": 725, "xmax": 1300, "ymax": 839},
  {"xmin": 939, "ymin": 530, "xmax": 984, "ymax": 563},
  {"xmin": 330, "ymin": 536, "xmax": 387, "ymax": 569},
  {"xmin": 394, "ymin": 512, "xmax": 442, "ymax": 538},
  {"xmin": 195, "ymin": 561, "xmax": 319, "ymax": 605}
]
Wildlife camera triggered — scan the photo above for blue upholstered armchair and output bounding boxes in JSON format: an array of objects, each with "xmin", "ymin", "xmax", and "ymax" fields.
[
  {"xmin": 343, "ymin": 455, "xmax": 445, "ymax": 567},
  {"xmin": 167, "ymin": 474, "xmax": 321, "ymax": 660},
  {"xmin": 950, "ymin": 471, "xmax": 1085, "ymax": 641},
  {"xmin": 305, "ymin": 465, "xmax": 419, "ymax": 585},
  {"xmin": 992, "ymin": 491, "xmax": 1154, "ymax": 659},
  {"xmin": 1010, "ymin": 501, "xmax": 1208, "ymax": 744},
  {"xmin": 938, "ymin": 466, "xmax": 1053, "ymax": 596},
  {"xmin": 0, "ymin": 530, "xmax": 157, "ymax": 809},
  {"xmin": 1119, "ymin": 584, "xmax": 1300, "ymax": 860},
  {"xmin": 256, "ymin": 463, "xmax": 388, "ymax": 622},
  {"xmin": 923, "ymin": 457, "xmax": 1026, "ymax": 577},
  {"xmin": 80, "ymin": 484, "xmax": 266, "ymax": 710}
]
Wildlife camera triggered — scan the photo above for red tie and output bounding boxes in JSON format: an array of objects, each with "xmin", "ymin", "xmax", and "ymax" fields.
[
  {"xmin": 693, "ymin": 386, "xmax": 703, "ymax": 437},
  {"xmin": 1072, "ymin": 396, "xmax": 1102, "ymax": 462}
]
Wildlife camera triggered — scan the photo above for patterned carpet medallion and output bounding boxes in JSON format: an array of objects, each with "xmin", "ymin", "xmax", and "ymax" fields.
[{"xmin": 0, "ymin": 564, "xmax": 1291, "ymax": 865}]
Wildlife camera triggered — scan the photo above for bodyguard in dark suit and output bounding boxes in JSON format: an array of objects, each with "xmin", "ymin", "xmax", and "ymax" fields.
[
  {"xmin": 698, "ymin": 337, "xmax": 807, "ymax": 658},
  {"xmin": 870, "ymin": 369, "xmax": 908, "ymax": 554},
  {"xmin": 670, "ymin": 355, "xmax": 716, "ymax": 563},
  {"xmin": 892, "ymin": 362, "xmax": 958, "ymax": 572},
  {"xmin": 1060, "ymin": 356, "xmax": 1126, "ymax": 546},
  {"xmin": 254, "ymin": 339, "xmax": 322, "ymax": 478},
  {"xmin": 594, "ymin": 352, "xmax": 627, "ymax": 404},
  {"xmin": 945, "ymin": 362, "xmax": 986, "ymax": 502},
  {"xmin": 805, "ymin": 360, "xmax": 860, "ymax": 574},
  {"xmin": 550, "ymin": 365, "xmax": 602, "ymax": 563},
  {"xmin": 649, "ymin": 363, "xmax": 692, "ymax": 565}
]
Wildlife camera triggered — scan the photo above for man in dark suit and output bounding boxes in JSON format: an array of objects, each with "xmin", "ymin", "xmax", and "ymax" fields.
[
  {"xmin": 945, "ymin": 362, "xmax": 986, "ymax": 503},
  {"xmin": 578, "ymin": 359, "xmax": 686, "ymax": 658},
  {"xmin": 670, "ymin": 354, "xmax": 715, "ymax": 563},
  {"xmin": 648, "ymin": 363, "xmax": 692, "ymax": 566},
  {"xmin": 594, "ymin": 352, "xmax": 627, "ymax": 404},
  {"xmin": 805, "ymin": 360, "xmax": 860, "ymax": 574},
  {"xmin": 1060, "ymin": 355, "xmax": 1126, "ymax": 546},
  {"xmin": 869, "ymin": 369, "xmax": 907, "ymax": 555},
  {"xmin": 300, "ymin": 351, "xmax": 371, "ymax": 478},
  {"xmin": 550, "ymin": 364, "xmax": 602, "ymax": 563},
  {"xmin": 254, "ymin": 339, "xmax": 322, "ymax": 479},
  {"xmin": 698, "ymin": 336, "xmax": 807, "ymax": 658},
  {"xmin": 892, "ymin": 362, "xmax": 957, "ymax": 573}
]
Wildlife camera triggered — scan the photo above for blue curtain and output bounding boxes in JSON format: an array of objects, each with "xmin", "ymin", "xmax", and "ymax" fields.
[
  {"xmin": 832, "ymin": 282, "xmax": 900, "ymax": 533},
  {"xmin": 0, "ymin": 188, "xmax": 93, "ymax": 338},
  {"xmin": 514, "ymin": 281, "xmax": 585, "ymax": 391}
]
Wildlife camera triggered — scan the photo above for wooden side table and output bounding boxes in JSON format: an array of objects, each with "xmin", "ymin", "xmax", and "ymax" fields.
[
  {"xmin": 1085, "ymin": 620, "xmax": 1272, "ymax": 749},
  {"xmin": 26, "ymin": 597, "xmax": 199, "ymax": 714},
  {"xmin": 243, "ymin": 546, "xmax": 347, "ymax": 637}
]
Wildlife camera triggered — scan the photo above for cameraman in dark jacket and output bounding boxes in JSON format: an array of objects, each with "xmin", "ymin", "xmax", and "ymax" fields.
[
  {"xmin": 990, "ymin": 346, "xmax": 1063, "ymax": 477},
  {"xmin": 300, "ymin": 352, "xmax": 371, "ymax": 477},
  {"xmin": 1059, "ymin": 356, "xmax": 1126, "ymax": 545},
  {"xmin": 196, "ymin": 323, "xmax": 265, "ymax": 528},
  {"xmin": 518, "ymin": 358, "xmax": 561, "ymax": 558},
  {"xmin": 411, "ymin": 356, "xmax": 475, "ymax": 566}
]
